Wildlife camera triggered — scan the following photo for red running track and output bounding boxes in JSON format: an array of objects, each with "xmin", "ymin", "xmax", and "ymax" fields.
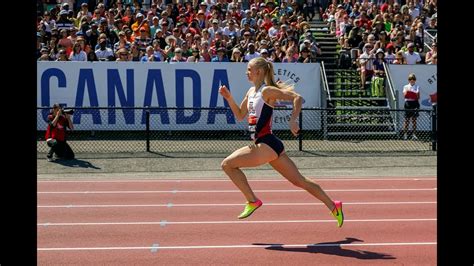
[{"xmin": 38, "ymin": 177, "xmax": 437, "ymax": 265}]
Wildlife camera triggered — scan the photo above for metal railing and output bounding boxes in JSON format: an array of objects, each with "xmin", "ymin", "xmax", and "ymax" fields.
[
  {"xmin": 320, "ymin": 61, "xmax": 331, "ymax": 139},
  {"xmin": 383, "ymin": 62, "xmax": 399, "ymax": 132},
  {"xmin": 320, "ymin": 61, "xmax": 331, "ymax": 102},
  {"xmin": 423, "ymin": 29, "xmax": 437, "ymax": 52},
  {"xmin": 37, "ymin": 107, "xmax": 437, "ymax": 157}
]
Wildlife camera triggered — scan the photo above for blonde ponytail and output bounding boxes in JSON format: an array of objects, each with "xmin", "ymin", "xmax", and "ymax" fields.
[{"xmin": 249, "ymin": 57, "xmax": 294, "ymax": 91}]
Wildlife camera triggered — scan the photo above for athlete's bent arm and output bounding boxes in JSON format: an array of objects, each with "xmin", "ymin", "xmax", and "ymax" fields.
[
  {"xmin": 219, "ymin": 85, "xmax": 249, "ymax": 121},
  {"xmin": 262, "ymin": 86, "xmax": 302, "ymax": 136}
]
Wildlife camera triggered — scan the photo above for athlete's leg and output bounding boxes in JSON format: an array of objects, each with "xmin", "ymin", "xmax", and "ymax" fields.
[
  {"xmin": 269, "ymin": 153, "xmax": 335, "ymax": 210},
  {"xmin": 221, "ymin": 143, "xmax": 278, "ymax": 202}
]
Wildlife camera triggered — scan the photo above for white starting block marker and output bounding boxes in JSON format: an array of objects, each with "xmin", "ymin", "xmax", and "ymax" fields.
[
  {"xmin": 151, "ymin": 243, "xmax": 159, "ymax": 253},
  {"xmin": 160, "ymin": 220, "xmax": 167, "ymax": 227}
]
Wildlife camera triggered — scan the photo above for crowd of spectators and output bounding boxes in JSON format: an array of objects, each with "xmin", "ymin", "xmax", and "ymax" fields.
[
  {"xmin": 36, "ymin": 0, "xmax": 436, "ymax": 65},
  {"xmin": 325, "ymin": 0, "xmax": 438, "ymax": 69}
]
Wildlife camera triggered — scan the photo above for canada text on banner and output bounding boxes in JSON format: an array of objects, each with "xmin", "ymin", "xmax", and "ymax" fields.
[{"xmin": 37, "ymin": 62, "xmax": 321, "ymax": 130}]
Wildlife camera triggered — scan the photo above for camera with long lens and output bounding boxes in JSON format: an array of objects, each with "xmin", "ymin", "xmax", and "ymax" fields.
[
  {"xmin": 62, "ymin": 108, "xmax": 74, "ymax": 115},
  {"xmin": 46, "ymin": 138, "xmax": 57, "ymax": 147}
]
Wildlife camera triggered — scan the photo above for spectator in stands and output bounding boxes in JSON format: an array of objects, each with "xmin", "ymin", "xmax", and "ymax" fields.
[
  {"xmin": 95, "ymin": 38, "xmax": 115, "ymax": 61},
  {"xmin": 392, "ymin": 50, "xmax": 405, "ymax": 64},
  {"xmin": 116, "ymin": 48, "xmax": 130, "ymax": 61},
  {"xmin": 347, "ymin": 26, "xmax": 362, "ymax": 50},
  {"xmin": 56, "ymin": 10, "xmax": 73, "ymax": 31},
  {"xmin": 141, "ymin": 46, "xmax": 161, "ymax": 62},
  {"xmin": 187, "ymin": 47, "xmax": 205, "ymax": 62},
  {"xmin": 76, "ymin": 3, "xmax": 91, "ymax": 20},
  {"xmin": 197, "ymin": 42, "xmax": 210, "ymax": 62},
  {"xmin": 303, "ymin": 0, "xmax": 317, "ymax": 21},
  {"xmin": 425, "ymin": 42, "xmax": 437, "ymax": 64},
  {"xmin": 87, "ymin": 50, "xmax": 99, "ymax": 61},
  {"xmin": 244, "ymin": 43, "xmax": 260, "ymax": 61},
  {"xmin": 403, "ymin": 42, "xmax": 421, "ymax": 64},
  {"xmin": 38, "ymin": 47, "xmax": 51, "ymax": 61},
  {"xmin": 195, "ymin": 10, "xmax": 207, "ymax": 29},
  {"xmin": 426, "ymin": 16, "xmax": 437, "ymax": 31},
  {"xmin": 134, "ymin": 26, "xmax": 153, "ymax": 52},
  {"xmin": 371, "ymin": 49, "xmax": 386, "ymax": 97},
  {"xmin": 130, "ymin": 44, "xmax": 142, "ymax": 61},
  {"xmin": 86, "ymin": 23, "xmax": 100, "ymax": 49},
  {"xmin": 170, "ymin": 47, "xmax": 187, "ymax": 62},
  {"xmin": 408, "ymin": 1, "xmax": 420, "ymax": 20},
  {"xmin": 385, "ymin": 43, "xmax": 395, "ymax": 64},
  {"xmin": 114, "ymin": 31, "xmax": 132, "ymax": 52},
  {"xmin": 131, "ymin": 13, "xmax": 149, "ymax": 38},
  {"xmin": 260, "ymin": 49, "xmax": 271, "ymax": 61},
  {"xmin": 230, "ymin": 48, "xmax": 246, "ymax": 62},
  {"xmin": 402, "ymin": 73, "xmax": 420, "ymax": 140},
  {"xmin": 69, "ymin": 42, "xmax": 87, "ymax": 61},
  {"xmin": 428, "ymin": 53, "xmax": 437, "ymax": 65},
  {"xmin": 212, "ymin": 47, "xmax": 230, "ymax": 62},
  {"xmin": 159, "ymin": 11, "xmax": 174, "ymax": 29},
  {"xmin": 45, "ymin": 103, "xmax": 75, "ymax": 162},
  {"xmin": 208, "ymin": 19, "xmax": 223, "ymax": 40},
  {"xmin": 358, "ymin": 43, "xmax": 375, "ymax": 89},
  {"xmin": 297, "ymin": 47, "xmax": 314, "ymax": 63},
  {"xmin": 392, "ymin": 30, "xmax": 406, "ymax": 52},
  {"xmin": 151, "ymin": 39, "xmax": 166, "ymax": 61},
  {"xmin": 150, "ymin": 16, "xmax": 160, "ymax": 37},
  {"xmin": 39, "ymin": 11, "xmax": 56, "ymax": 38},
  {"xmin": 357, "ymin": 31, "xmax": 369, "ymax": 51},
  {"xmin": 56, "ymin": 49, "xmax": 70, "ymax": 61},
  {"xmin": 58, "ymin": 29, "xmax": 73, "ymax": 54}
]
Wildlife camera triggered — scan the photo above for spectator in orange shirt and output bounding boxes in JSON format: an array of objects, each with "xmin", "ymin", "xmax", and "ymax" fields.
[{"xmin": 131, "ymin": 13, "xmax": 149, "ymax": 38}]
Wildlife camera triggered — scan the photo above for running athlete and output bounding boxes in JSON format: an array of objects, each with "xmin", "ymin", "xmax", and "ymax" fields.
[{"xmin": 219, "ymin": 57, "xmax": 344, "ymax": 227}]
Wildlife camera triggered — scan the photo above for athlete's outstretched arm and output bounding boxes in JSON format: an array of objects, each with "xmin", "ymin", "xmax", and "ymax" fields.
[
  {"xmin": 262, "ymin": 86, "xmax": 302, "ymax": 136},
  {"xmin": 219, "ymin": 85, "xmax": 249, "ymax": 121}
]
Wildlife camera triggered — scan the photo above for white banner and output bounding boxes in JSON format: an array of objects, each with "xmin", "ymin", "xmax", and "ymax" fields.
[
  {"xmin": 37, "ymin": 62, "xmax": 321, "ymax": 130},
  {"xmin": 388, "ymin": 64, "xmax": 437, "ymax": 131}
]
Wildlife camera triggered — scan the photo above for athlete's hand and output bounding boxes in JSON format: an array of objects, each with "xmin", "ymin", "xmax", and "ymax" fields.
[
  {"xmin": 289, "ymin": 119, "xmax": 300, "ymax": 137},
  {"xmin": 219, "ymin": 85, "xmax": 232, "ymax": 100}
]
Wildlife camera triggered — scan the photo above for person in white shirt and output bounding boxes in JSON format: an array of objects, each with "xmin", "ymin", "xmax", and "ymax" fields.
[
  {"xmin": 358, "ymin": 43, "xmax": 375, "ymax": 88},
  {"xmin": 69, "ymin": 43, "xmax": 87, "ymax": 61},
  {"xmin": 95, "ymin": 38, "xmax": 115, "ymax": 61},
  {"xmin": 404, "ymin": 42, "xmax": 421, "ymax": 64},
  {"xmin": 244, "ymin": 43, "xmax": 260, "ymax": 61},
  {"xmin": 402, "ymin": 73, "xmax": 420, "ymax": 140}
]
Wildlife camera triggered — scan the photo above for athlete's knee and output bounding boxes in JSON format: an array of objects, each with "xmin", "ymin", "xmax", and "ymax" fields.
[{"xmin": 221, "ymin": 158, "xmax": 236, "ymax": 171}]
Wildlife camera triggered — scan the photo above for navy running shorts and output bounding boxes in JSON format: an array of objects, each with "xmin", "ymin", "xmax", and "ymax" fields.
[{"xmin": 255, "ymin": 134, "xmax": 285, "ymax": 156}]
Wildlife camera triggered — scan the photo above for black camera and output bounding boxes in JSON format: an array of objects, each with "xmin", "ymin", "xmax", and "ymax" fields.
[
  {"xmin": 62, "ymin": 108, "xmax": 74, "ymax": 115},
  {"xmin": 46, "ymin": 138, "xmax": 57, "ymax": 147}
]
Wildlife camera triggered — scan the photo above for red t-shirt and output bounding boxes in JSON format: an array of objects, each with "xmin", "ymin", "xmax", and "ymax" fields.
[{"xmin": 45, "ymin": 115, "xmax": 69, "ymax": 142}]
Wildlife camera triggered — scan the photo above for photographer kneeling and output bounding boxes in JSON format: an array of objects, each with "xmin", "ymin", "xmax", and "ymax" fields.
[{"xmin": 45, "ymin": 103, "xmax": 75, "ymax": 161}]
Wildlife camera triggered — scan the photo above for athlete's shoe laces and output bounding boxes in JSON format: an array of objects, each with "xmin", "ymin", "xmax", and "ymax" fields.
[
  {"xmin": 331, "ymin": 200, "xmax": 344, "ymax": 228},
  {"xmin": 238, "ymin": 199, "xmax": 263, "ymax": 219}
]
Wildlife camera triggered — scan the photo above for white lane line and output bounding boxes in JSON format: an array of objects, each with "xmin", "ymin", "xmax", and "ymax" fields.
[
  {"xmin": 38, "ymin": 201, "xmax": 437, "ymax": 208},
  {"xmin": 38, "ymin": 241, "xmax": 437, "ymax": 251},
  {"xmin": 37, "ymin": 188, "xmax": 437, "ymax": 194},
  {"xmin": 37, "ymin": 218, "xmax": 436, "ymax": 226},
  {"xmin": 38, "ymin": 178, "xmax": 436, "ymax": 183}
]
